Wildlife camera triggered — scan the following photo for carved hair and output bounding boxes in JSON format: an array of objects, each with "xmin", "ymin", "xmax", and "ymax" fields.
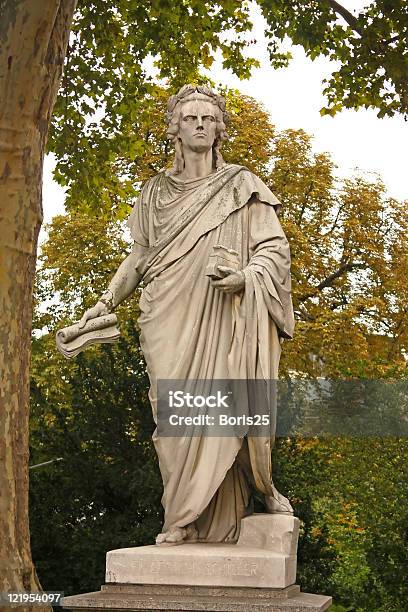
[{"xmin": 166, "ymin": 84, "xmax": 229, "ymax": 175}]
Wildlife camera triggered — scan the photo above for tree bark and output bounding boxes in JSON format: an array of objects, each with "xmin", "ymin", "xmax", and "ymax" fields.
[{"xmin": 0, "ymin": 0, "xmax": 77, "ymax": 601}]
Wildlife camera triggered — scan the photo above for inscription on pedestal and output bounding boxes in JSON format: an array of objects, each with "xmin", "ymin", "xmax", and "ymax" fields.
[{"xmin": 107, "ymin": 558, "xmax": 258, "ymax": 582}]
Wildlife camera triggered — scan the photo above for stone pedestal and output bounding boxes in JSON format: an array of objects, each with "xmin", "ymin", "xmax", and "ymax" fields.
[
  {"xmin": 61, "ymin": 515, "xmax": 332, "ymax": 611},
  {"xmin": 106, "ymin": 514, "xmax": 299, "ymax": 589}
]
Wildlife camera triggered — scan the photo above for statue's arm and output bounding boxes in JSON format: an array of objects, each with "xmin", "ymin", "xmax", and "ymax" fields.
[
  {"xmin": 78, "ymin": 242, "xmax": 146, "ymax": 328},
  {"xmin": 210, "ymin": 195, "xmax": 286, "ymax": 295},
  {"xmin": 245, "ymin": 198, "xmax": 295, "ymax": 339},
  {"xmin": 104, "ymin": 242, "xmax": 144, "ymax": 308}
]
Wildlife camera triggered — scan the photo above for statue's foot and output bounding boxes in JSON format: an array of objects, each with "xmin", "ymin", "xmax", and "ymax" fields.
[
  {"xmin": 155, "ymin": 526, "xmax": 187, "ymax": 546},
  {"xmin": 265, "ymin": 486, "xmax": 294, "ymax": 515},
  {"xmin": 185, "ymin": 522, "xmax": 199, "ymax": 543},
  {"xmin": 155, "ymin": 532, "xmax": 167, "ymax": 544}
]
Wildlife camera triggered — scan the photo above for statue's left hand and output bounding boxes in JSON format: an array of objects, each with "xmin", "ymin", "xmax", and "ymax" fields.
[{"xmin": 210, "ymin": 266, "xmax": 245, "ymax": 294}]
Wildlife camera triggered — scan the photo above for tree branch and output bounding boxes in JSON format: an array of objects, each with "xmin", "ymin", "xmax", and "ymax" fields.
[
  {"xmin": 317, "ymin": 262, "xmax": 354, "ymax": 291},
  {"xmin": 322, "ymin": 201, "xmax": 345, "ymax": 237},
  {"xmin": 298, "ymin": 261, "xmax": 366, "ymax": 302},
  {"xmin": 321, "ymin": 0, "xmax": 361, "ymax": 34},
  {"xmin": 323, "ymin": 0, "xmax": 401, "ymax": 47},
  {"xmin": 383, "ymin": 34, "xmax": 400, "ymax": 46}
]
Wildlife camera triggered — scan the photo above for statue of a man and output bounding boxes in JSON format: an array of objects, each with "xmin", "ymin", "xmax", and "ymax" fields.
[{"xmin": 78, "ymin": 84, "xmax": 295, "ymax": 545}]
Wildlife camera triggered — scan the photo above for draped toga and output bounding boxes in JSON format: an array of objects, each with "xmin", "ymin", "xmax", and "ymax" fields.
[{"xmin": 126, "ymin": 163, "xmax": 295, "ymax": 542}]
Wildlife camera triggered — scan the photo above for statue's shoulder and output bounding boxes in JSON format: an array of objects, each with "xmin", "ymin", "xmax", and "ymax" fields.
[
  {"xmin": 143, "ymin": 170, "xmax": 166, "ymax": 187},
  {"xmin": 224, "ymin": 164, "xmax": 281, "ymax": 210},
  {"xmin": 225, "ymin": 163, "xmax": 264, "ymax": 184},
  {"xmin": 138, "ymin": 170, "xmax": 166, "ymax": 200},
  {"xmin": 225, "ymin": 164, "xmax": 267, "ymax": 189},
  {"xmin": 224, "ymin": 162, "xmax": 249, "ymax": 175}
]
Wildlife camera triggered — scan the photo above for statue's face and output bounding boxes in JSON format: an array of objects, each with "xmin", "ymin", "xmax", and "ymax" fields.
[{"xmin": 178, "ymin": 99, "xmax": 217, "ymax": 153}]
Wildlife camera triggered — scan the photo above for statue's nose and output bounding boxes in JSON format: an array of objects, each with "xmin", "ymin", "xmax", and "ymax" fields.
[{"xmin": 196, "ymin": 116, "xmax": 204, "ymax": 128}]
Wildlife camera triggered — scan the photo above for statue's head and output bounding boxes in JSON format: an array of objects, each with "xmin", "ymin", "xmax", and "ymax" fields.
[{"xmin": 166, "ymin": 84, "xmax": 229, "ymax": 175}]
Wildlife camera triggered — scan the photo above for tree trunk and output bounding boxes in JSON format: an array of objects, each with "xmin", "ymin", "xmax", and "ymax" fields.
[{"xmin": 0, "ymin": 0, "xmax": 77, "ymax": 600}]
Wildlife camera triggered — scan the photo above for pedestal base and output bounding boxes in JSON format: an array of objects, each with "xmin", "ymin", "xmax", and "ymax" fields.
[
  {"xmin": 106, "ymin": 515, "xmax": 300, "ymax": 589},
  {"xmin": 106, "ymin": 542, "xmax": 296, "ymax": 590},
  {"xmin": 61, "ymin": 583, "xmax": 332, "ymax": 611},
  {"xmin": 61, "ymin": 515, "xmax": 332, "ymax": 610}
]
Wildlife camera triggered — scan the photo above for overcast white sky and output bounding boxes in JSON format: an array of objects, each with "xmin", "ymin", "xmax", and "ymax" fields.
[{"xmin": 42, "ymin": 0, "xmax": 408, "ymax": 229}]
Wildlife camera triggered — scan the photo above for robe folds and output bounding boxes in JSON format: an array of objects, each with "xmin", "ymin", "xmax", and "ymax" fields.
[{"xmin": 127, "ymin": 163, "xmax": 295, "ymax": 542}]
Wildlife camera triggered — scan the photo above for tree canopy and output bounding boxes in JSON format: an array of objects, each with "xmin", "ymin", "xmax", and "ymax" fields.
[
  {"xmin": 48, "ymin": 0, "xmax": 257, "ymax": 217},
  {"xmin": 258, "ymin": 0, "xmax": 408, "ymax": 118},
  {"xmin": 49, "ymin": 1, "xmax": 408, "ymax": 220}
]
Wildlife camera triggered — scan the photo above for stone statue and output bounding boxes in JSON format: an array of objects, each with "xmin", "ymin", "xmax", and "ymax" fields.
[{"xmin": 77, "ymin": 84, "xmax": 295, "ymax": 546}]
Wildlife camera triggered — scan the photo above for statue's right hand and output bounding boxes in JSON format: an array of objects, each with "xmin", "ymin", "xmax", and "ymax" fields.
[{"xmin": 78, "ymin": 301, "xmax": 109, "ymax": 329}]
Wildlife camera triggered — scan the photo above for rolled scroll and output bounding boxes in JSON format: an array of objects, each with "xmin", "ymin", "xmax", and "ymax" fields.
[{"xmin": 56, "ymin": 314, "xmax": 120, "ymax": 359}]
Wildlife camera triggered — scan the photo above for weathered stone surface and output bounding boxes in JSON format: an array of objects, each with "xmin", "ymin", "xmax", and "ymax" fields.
[
  {"xmin": 70, "ymin": 84, "xmax": 296, "ymax": 547},
  {"xmin": 237, "ymin": 514, "xmax": 300, "ymax": 556},
  {"xmin": 106, "ymin": 543, "xmax": 295, "ymax": 589},
  {"xmin": 102, "ymin": 584, "xmax": 302, "ymax": 598},
  {"xmin": 106, "ymin": 515, "xmax": 300, "ymax": 589},
  {"xmin": 61, "ymin": 583, "xmax": 332, "ymax": 611}
]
